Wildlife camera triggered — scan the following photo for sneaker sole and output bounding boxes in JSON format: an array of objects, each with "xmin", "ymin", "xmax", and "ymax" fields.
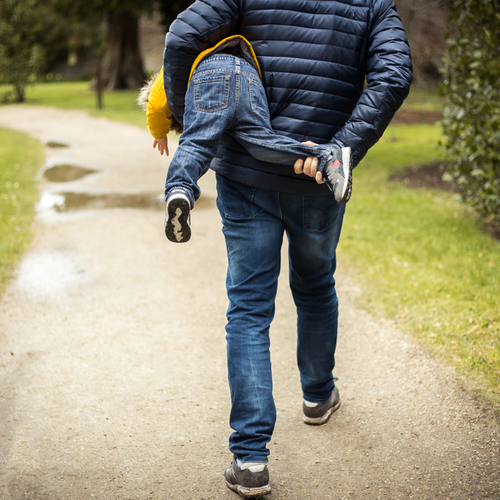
[
  {"xmin": 226, "ymin": 480, "xmax": 271, "ymax": 498},
  {"xmin": 323, "ymin": 147, "xmax": 352, "ymax": 203},
  {"xmin": 335, "ymin": 147, "xmax": 352, "ymax": 203},
  {"xmin": 303, "ymin": 400, "xmax": 341, "ymax": 425},
  {"xmin": 165, "ymin": 198, "xmax": 191, "ymax": 243}
]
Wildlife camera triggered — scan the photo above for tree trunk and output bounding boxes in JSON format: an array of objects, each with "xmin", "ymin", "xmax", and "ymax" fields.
[
  {"xmin": 14, "ymin": 83, "xmax": 25, "ymax": 103},
  {"xmin": 100, "ymin": 11, "xmax": 146, "ymax": 90}
]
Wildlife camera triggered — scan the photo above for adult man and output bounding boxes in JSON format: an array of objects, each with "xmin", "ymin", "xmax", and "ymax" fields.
[{"xmin": 163, "ymin": 0, "xmax": 412, "ymax": 497}]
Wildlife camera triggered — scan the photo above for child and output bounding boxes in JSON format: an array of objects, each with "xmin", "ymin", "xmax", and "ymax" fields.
[{"xmin": 139, "ymin": 36, "xmax": 352, "ymax": 243}]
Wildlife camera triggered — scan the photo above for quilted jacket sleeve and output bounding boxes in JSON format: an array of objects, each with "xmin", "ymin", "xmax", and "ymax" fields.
[
  {"xmin": 163, "ymin": 0, "xmax": 241, "ymax": 124},
  {"xmin": 332, "ymin": 0, "xmax": 413, "ymax": 168}
]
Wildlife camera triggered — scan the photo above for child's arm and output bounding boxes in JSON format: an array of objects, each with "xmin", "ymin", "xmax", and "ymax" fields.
[
  {"xmin": 138, "ymin": 69, "xmax": 173, "ymax": 157},
  {"xmin": 153, "ymin": 137, "xmax": 169, "ymax": 156},
  {"xmin": 138, "ymin": 69, "xmax": 183, "ymax": 158}
]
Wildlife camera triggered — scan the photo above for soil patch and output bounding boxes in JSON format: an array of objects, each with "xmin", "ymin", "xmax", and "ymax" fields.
[
  {"xmin": 390, "ymin": 162, "xmax": 500, "ymax": 241},
  {"xmin": 392, "ymin": 109, "xmax": 442, "ymax": 124},
  {"xmin": 389, "ymin": 161, "xmax": 457, "ymax": 192}
]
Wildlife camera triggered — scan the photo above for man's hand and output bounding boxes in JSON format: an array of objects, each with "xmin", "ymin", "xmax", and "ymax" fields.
[
  {"xmin": 293, "ymin": 141, "xmax": 324, "ymax": 184},
  {"xmin": 153, "ymin": 137, "xmax": 169, "ymax": 156}
]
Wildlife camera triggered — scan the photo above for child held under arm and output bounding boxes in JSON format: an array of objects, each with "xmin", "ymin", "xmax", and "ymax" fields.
[{"xmin": 138, "ymin": 36, "xmax": 352, "ymax": 243}]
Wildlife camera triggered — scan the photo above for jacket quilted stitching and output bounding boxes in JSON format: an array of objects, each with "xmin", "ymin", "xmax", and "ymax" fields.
[{"xmin": 163, "ymin": 0, "xmax": 412, "ymax": 196}]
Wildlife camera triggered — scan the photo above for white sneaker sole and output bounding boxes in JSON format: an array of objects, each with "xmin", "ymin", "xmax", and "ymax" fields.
[
  {"xmin": 226, "ymin": 480, "xmax": 271, "ymax": 498},
  {"xmin": 303, "ymin": 400, "xmax": 341, "ymax": 425}
]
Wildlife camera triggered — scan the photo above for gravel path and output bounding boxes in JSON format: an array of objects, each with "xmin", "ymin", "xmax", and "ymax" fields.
[{"xmin": 0, "ymin": 106, "xmax": 498, "ymax": 500}]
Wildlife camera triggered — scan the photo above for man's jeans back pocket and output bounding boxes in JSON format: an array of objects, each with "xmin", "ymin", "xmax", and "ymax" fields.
[
  {"xmin": 216, "ymin": 175, "xmax": 262, "ymax": 220},
  {"xmin": 303, "ymin": 196, "xmax": 344, "ymax": 232},
  {"xmin": 194, "ymin": 75, "xmax": 230, "ymax": 112}
]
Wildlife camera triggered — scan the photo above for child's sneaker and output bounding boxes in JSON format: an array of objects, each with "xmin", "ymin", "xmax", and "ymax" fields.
[
  {"xmin": 165, "ymin": 190, "xmax": 191, "ymax": 243},
  {"xmin": 321, "ymin": 147, "xmax": 352, "ymax": 203}
]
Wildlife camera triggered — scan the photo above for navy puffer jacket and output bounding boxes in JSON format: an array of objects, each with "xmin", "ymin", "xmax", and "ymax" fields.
[{"xmin": 164, "ymin": 0, "xmax": 412, "ymax": 196}]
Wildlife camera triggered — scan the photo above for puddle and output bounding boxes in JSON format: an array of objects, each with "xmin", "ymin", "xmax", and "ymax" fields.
[
  {"xmin": 42, "ymin": 192, "xmax": 164, "ymax": 212},
  {"xmin": 37, "ymin": 193, "xmax": 66, "ymax": 212},
  {"xmin": 38, "ymin": 191, "xmax": 215, "ymax": 213},
  {"xmin": 44, "ymin": 140, "xmax": 69, "ymax": 148},
  {"xmin": 15, "ymin": 251, "xmax": 89, "ymax": 297},
  {"xmin": 43, "ymin": 165, "xmax": 97, "ymax": 182}
]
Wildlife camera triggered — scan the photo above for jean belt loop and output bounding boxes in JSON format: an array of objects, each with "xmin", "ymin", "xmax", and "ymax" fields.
[{"xmin": 236, "ymin": 57, "xmax": 240, "ymax": 74}]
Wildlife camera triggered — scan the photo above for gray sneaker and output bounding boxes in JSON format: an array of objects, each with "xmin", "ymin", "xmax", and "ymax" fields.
[
  {"xmin": 321, "ymin": 147, "xmax": 352, "ymax": 203},
  {"xmin": 302, "ymin": 386, "xmax": 341, "ymax": 425},
  {"xmin": 225, "ymin": 457, "xmax": 271, "ymax": 498},
  {"xmin": 165, "ymin": 190, "xmax": 191, "ymax": 243}
]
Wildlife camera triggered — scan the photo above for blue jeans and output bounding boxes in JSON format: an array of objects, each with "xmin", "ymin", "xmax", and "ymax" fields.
[
  {"xmin": 216, "ymin": 173, "xmax": 345, "ymax": 463},
  {"xmin": 165, "ymin": 55, "xmax": 334, "ymax": 206}
]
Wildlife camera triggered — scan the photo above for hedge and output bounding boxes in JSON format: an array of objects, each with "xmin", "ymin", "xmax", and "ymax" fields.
[{"xmin": 441, "ymin": 0, "xmax": 500, "ymax": 232}]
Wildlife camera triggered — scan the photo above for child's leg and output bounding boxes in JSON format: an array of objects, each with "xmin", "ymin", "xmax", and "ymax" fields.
[
  {"xmin": 230, "ymin": 121, "xmax": 332, "ymax": 170},
  {"xmin": 227, "ymin": 60, "xmax": 352, "ymax": 201},
  {"xmin": 228, "ymin": 62, "xmax": 332, "ymax": 166},
  {"xmin": 164, "ymin": 56, "xmax": 239, "ymax": 208},
  {"xmin": 164, "ymin": 56, "xmax": 242, "ymax": 243},
  {"xmin": 232, "ymin": 124, "xmax": 352, "ymax": 202}
]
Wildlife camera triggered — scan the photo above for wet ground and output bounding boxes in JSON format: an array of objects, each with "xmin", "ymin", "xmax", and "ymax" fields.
[{"xmin": 0, "ymin": 106, "xmax": 499, "ymax": 500}]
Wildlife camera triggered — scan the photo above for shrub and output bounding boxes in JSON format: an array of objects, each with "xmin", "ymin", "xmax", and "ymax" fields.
[
  {"xmin": 441, "ymin": 0, "xmax": 500, "ymax": 232},
  {"xmin": 0, "ymin": 0, "xmax": 46, "ymax": 102}
]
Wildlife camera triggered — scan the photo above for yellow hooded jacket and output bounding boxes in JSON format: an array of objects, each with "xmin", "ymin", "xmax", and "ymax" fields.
[{"xmin": 146, "ymin": 35, "xmax": 262, "ymax": 140}]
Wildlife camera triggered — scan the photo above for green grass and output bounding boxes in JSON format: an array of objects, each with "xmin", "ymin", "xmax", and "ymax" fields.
[
  {"xmin": 0, "ymin": 128, "xmax": 44, "ymax": 294},
  {"xmin": 340, "ymin": 123, "xmax": 500, "ymax": 411},
  {"xmin": 402, "ymin": 84, "xmax": 445, "ymax": 111},
  {"xmin": 2, "ymin": 81, "xmax": 147, "ymax": 130}
]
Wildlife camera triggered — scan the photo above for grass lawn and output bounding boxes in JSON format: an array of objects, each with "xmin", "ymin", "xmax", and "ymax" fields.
[
  {"xmin": 0, "ymin": 128, "xmax": 43, "ymax": 295},
  {"xmin": 3, "ymin": 81, "xmax": 147, "ymax": 130},
  {"xmin": 401, "ymin": 85, "xmax": 445, "ymax": 111},
  {"xmin": 340, "ymin": 123, "xmax": 500, "ymax": 411},
  {"xmin": 1, "ymin": 81, "xmax": 499, "ymax": 411}
]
